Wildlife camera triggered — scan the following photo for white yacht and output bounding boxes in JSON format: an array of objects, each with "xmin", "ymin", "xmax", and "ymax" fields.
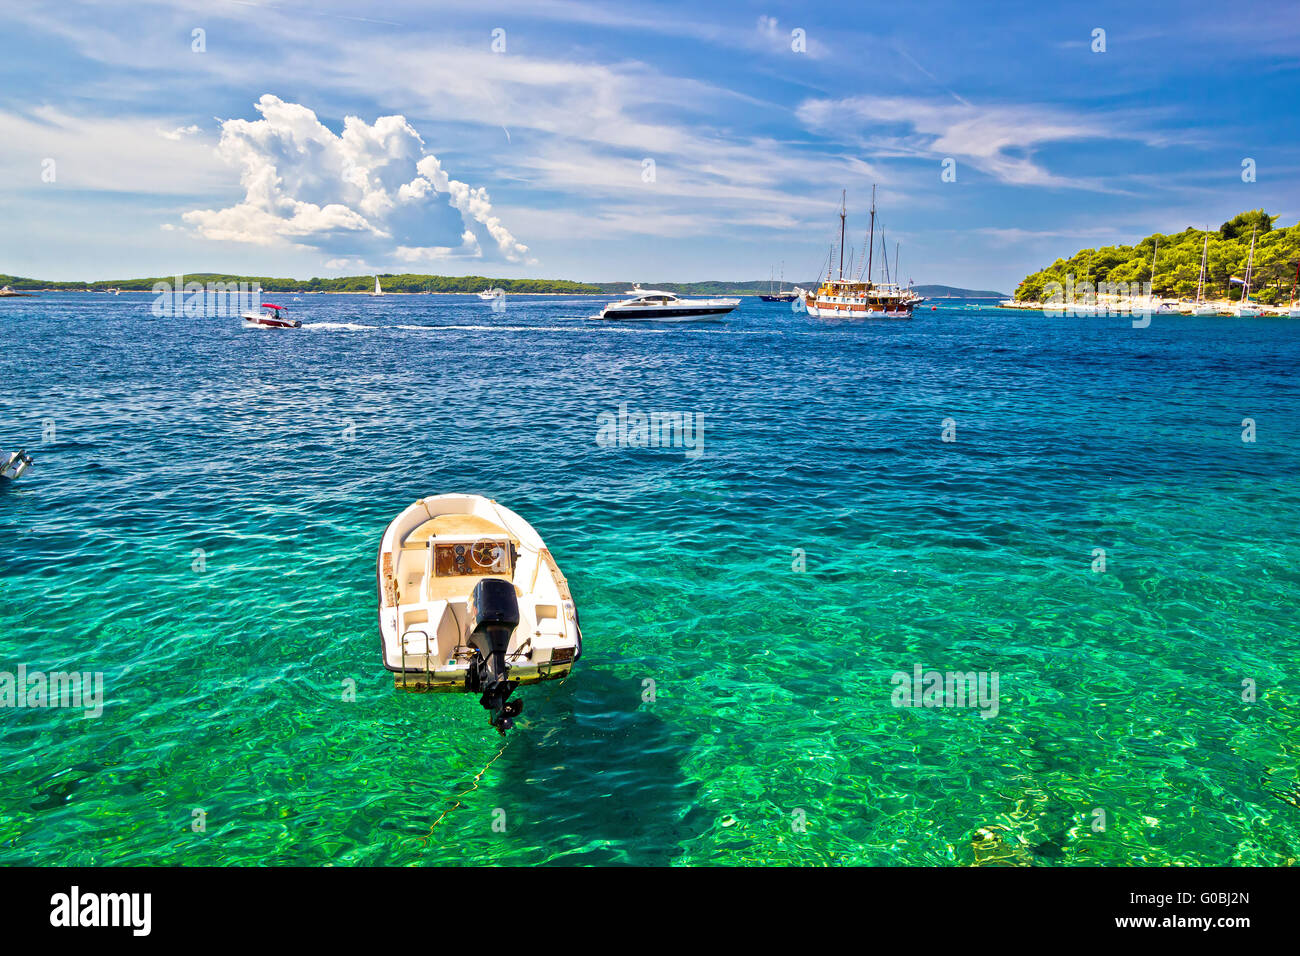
[
  {"xmin": 477, "ymin": 287, "xmax": 505, "ymax": 301},
  {"xmin": 1, "ymin": 449, "xmax": 32, "ymax": 481},
  {"xmin": 370, "ymin": 275, "xmax": 384, "ymax": 297},
  {"xmin": 377, "ymin": 494, "xmax": 582, "ymax": 732},
  {"xmin": 598, "ymin": 285, "xmax": 739, "ymax": 321}
]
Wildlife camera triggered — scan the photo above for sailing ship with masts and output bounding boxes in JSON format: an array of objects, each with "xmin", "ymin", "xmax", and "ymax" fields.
[
  {"xmin": 760, "ymin": 262, "xmax": 799, "ymax": 302},
  {"xmin": 805, "ymin": 188, "xmax": 914, "ymax": 318}
]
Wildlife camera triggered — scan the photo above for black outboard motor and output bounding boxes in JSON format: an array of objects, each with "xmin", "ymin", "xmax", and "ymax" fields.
[{"xmin": 464, "ymin": 578, "xmax": 522, "ymax": 732}]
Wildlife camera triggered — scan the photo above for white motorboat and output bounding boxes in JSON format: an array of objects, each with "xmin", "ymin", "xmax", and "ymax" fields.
[
  {"xmin": 240, "ymin": 303, "xmax": 301, "ymax": 328},
  {"xmin": 597, "ymin": 285, "xmax": 739, "ymax": 321},
  {"xmin": 1, "ymin": 449, "xmax": 32, "ymax": 481},
  {"xmin": 377, "ymin": 494, "xmax": 582, "ymax": 731},
  {"xmin": 477, "ymin": 287, "xmax": 505, "ymax": 301}
]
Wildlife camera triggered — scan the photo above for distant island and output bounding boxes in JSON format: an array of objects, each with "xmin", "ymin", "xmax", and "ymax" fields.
[
  {"xmin": 0, "ymin": 272, "xmax": 1006, "ymax": 298},
  {"xmin": 909, "ymin": 284, "xmax": 1006, "ymax": 299},
  {"xmin": 1015, "ymin": 210, "xmax": 1300, "ymax": 305}
]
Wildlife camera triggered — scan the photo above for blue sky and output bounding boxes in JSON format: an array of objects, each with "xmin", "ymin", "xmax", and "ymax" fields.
[{"xmin": 1, "ymin": 0, "xmax": 1297, "ymax": 291}]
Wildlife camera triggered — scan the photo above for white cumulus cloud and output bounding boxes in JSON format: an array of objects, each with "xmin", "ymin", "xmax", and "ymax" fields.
[{"xmin": 181, "ymin": 94, "xmax": 530, "ymax": 264}]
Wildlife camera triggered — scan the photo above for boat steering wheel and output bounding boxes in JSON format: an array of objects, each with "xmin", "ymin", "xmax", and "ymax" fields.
[{"xmin": 470, "ymin": 540, "xmax": 504, "ymax": 569}]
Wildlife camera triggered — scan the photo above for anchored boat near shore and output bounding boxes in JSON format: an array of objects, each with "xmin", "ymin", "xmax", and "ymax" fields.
[{"xmin": 377, "ymin": 494, "xmax": 581, "ymax": 732}]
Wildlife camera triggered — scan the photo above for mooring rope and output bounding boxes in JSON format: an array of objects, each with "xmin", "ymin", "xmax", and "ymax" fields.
[
  {"xmin": 419, "ymin": 671, "xmax": 573, "ymax": 843},
  {"xmin": 420, "ymin": 735, "xmax": 513, "ymax": 841}
]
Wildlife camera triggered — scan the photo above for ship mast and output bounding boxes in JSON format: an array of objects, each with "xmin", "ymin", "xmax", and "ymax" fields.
[
  {"xmin": 1195, "ymin": 230, "xmax": 1208, "ymax": 305},
  {"xmin": 1242, "ymin": 226, "xmax": 1257, "ymax": 303},
  {"xmin": 837, "ymin": 189, "xmax": 846, "ymax": 280},
  {"xmin": 866, "ymin": 185, "xmax": 876, "ymax": 289}
]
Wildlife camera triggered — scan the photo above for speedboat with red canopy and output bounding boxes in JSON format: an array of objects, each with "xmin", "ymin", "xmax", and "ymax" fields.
[{"xmin": 241, "ymin": 303, "xmax": 301, "ymax": 329}]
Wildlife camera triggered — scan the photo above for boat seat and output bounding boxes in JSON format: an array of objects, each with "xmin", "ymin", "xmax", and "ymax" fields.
[{"xmin": 398, "ymin": 599, "xmax": 451, "ymax": 662}]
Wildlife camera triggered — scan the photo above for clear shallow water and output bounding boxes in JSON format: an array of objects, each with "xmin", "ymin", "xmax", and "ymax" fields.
[{"xmin": 1, "ymin": 292, "xmax": 1297, "ymax": 866}]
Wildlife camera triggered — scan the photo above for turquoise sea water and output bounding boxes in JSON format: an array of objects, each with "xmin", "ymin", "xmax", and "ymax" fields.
[{"xmin": 1, "ymin": 292, "xmax": 1297, "ymax": 866}]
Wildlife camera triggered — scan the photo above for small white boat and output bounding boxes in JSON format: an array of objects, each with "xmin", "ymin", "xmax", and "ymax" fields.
[
  {"xmin": 598, "ymin": 285, "xmax": 738, "ymax": 321},
  {"xmin": 370, "ymin": 275, "xmax": 385, "ymax": 297},
  {"xmin": 377, "ymin": 494, "xmax": 582, "ymax": 731},
  {"xmin": 1, "ymin": 449, "xmax": 32, "ymax": 481},
  {"xmin": 240, "ymin": 303, "xmax": 301, "ymax": 328},
  {"xmin": 477, "ymin": 287, "xmax": 505, "ymax": 301}
]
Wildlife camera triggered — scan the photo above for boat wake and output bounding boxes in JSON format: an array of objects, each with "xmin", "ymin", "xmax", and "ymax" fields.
[
  {"xmin": 300, "ymin": 320, "xmax": 764, "ymax": 335},
  {"xmin": 302, "ymin": 321, "xmax": 377, "ymax": 331}
]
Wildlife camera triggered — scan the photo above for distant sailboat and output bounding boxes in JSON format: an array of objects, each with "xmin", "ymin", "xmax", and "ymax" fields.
[
  {"xmin": 370, "ymin": 275, "xmax": 385, "ymax": 297},
  {"xmin": 1234, "ymin": 228, "xmax": 1260, "ymax": 317},
  {"xmin": 1193, "ymin": 230, "xmax": 1218, "ymax": 315},
  {"xmin": 759, "ymin": 261, "xmax": 798, "ymax": 302}
]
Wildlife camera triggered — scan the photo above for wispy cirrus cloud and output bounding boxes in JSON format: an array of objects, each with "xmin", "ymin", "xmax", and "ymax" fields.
[{"xmin": 795, "ymin": 95, "xmax": 1153, "ymax": 190}]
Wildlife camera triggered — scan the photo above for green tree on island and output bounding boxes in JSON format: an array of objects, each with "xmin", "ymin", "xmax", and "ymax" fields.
[{"xmin": 1016, "ymin": 210, "xmax": 1300, "ymax": 305}]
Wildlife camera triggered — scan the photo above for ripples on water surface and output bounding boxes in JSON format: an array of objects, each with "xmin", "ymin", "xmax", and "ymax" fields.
[{"xmin": 1, "ymin": 293, "xmax": 1297, "ymax": 865}]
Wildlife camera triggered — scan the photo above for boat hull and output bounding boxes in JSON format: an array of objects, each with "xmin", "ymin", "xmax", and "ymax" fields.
[
  {"xmin": 241, "ymin": 313, "xmax": 301, "ymax": 329},
  {"xmin": 806, "ymin": 301, "xmax": 913, "ymax": 319},
  {"xmin": 598, "ymin": 305, "xmax": 737, "ymax": 320}
]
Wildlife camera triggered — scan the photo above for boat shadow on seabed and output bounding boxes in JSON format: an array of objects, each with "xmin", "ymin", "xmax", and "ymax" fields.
[{"xmin": 490, "ymin": 667, "xmax": 708, "ymax": 865}]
